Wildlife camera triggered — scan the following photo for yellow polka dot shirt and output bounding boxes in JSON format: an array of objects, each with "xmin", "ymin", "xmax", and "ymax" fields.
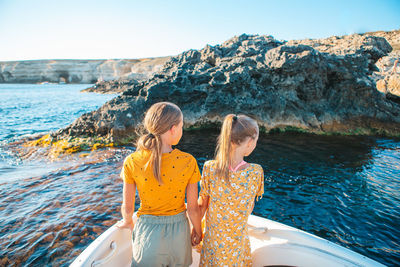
[{"xmin": 121, "ymin": 148, "xmax": 201, "ymax": 217}]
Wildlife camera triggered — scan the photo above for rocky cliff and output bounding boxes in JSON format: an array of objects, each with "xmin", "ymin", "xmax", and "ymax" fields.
[
  {"xmin": 49, "ymin": 32, "xmax": 400, "ymax": 147},
  {"xmin": 367, "ymin": 30, "xmax": 400, "ymax": 102},
  {"xmin": 0, "ymin": 57, "xmax": 170, "ymax": 84}
]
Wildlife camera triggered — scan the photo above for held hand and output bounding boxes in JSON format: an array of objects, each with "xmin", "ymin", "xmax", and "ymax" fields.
[
  {"xmin": 191, "ymin": 229, "xmax": 198, "ymax": 246},
  {"xmin": 116, "ymin": 219, "xmax": 134, "ymax": 231},
  {"xmin": 191, "ymin": 228, "xmax": 202, "ymax": 246}
]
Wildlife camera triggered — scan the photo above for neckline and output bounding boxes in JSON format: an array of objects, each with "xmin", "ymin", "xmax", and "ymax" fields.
[
  {"xmin": 229, "ymin": 160, "xmax": 247, "ymax": 172},
  {"xmin": 161, "ymin": 148, "xmax": 178, "ymax": 157},
  {"xmin": 230, "ymin": 162, "xmax": 252, "ymax": 173}
]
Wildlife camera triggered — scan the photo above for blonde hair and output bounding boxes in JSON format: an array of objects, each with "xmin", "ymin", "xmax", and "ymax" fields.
[
  {"xmin": 136, "ymin": 102, "xmax": 183, "ymax": 184},
  {"xmin": 215, "ymin": 114, "xmax": 259, "ymax": 183}
]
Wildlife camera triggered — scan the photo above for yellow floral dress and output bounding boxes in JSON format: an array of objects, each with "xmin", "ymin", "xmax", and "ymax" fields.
[{"xmin": 199, "ymin": 160, "xmax": 264, "ymax": 267}]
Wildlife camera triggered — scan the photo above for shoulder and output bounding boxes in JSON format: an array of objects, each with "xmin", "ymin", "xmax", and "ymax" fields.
[
  {"xmin": 123, "ymin": 152, "xmax": 135, "ymax": 164},
  {"xmin": 123, "ymin": 150, "xmax": 147, "ymax": 165},
  {"xmin": 249, "ymin": 163, "xmax": 263, "ymax": 173},
  {"xmin": 174, "ymin": 149, "xmax": 197, "ymax": 162},
  {"xmin": 248, "ymin": 163, "xmax": 263, "ymax": 183},
  {"xmin": 202, "ymin": 160, "xmax": 217, "ymax": 175},
  {"xmin": 173, "ymin": 149, "xmax": 200, "ymax": 170},
  {"xmin": 204, "ymin": 160, "xmax": 216, "ymax": 169},
  {"xmin": 121, "ymin": 152, "xmax": 136, "ymax": 174}
]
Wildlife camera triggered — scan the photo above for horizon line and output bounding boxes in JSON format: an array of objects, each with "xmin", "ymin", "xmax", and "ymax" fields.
[{"xmin": 1, "ymin": 28, "xmax": 399, "ymax": 63}]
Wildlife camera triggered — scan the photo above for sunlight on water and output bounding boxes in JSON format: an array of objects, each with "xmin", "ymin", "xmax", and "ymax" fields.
[{"xmin": 0, "ymin": 85, "xmax": 399, "ymax": 266}]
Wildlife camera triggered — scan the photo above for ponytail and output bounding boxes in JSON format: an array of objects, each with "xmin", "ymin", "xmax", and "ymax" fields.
[
  {"xmin": 215, "ymin": 114, "xmax": 236, "ymax": 182},
  {"xmin": 215, "ymin": 114, "xmax": 258, "ymax": 184},
  {"xmin": 136, "ymin": 102, "xmax": 182, "ymax": 184},
  {"xmin": 136, "ymin": 133, "xmax": 163, "ymax": 183}
]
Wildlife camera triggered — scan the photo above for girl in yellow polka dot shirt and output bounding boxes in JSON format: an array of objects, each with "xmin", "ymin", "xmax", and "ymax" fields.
[{"xmin": 117, "ymin": 102, "xmax": 202, "ymax": 267}]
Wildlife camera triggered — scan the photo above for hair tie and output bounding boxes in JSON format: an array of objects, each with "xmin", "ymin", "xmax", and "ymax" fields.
[
  {"xmin": 233, "ymin": 115, "xmax": 238, "ymax": 122},
  {"xmin": 148, "ymin": 133, "xmax": 155, "ymax": 138}
]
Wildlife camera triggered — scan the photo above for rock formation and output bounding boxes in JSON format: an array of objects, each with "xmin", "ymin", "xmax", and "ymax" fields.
[
  {"xmin": 376, "ymin": 68, "xmax": 400, "ymax": 104},
  {"xmin": 365, "ymin": 30, "xmax": 400, "ymax": 102},
  {"xmin": 0, "ymin": 57, "xmax": 169, "ymax": 84},
  {"xmin": 374, "ymin": 52, "xmax": 400, "ymax": 103},
  {"xmin": 363, "ymin": 29, "xmax": 400, "ymax": 51},
  {"xmin": 53, "ymin": 32, "xmax": 400, "ymax": 144},
  {"xmin": 81, "ymin": 80, "xmax": 141, "ymax": 94}
]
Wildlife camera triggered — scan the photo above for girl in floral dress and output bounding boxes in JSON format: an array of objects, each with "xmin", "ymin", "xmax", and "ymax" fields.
[{"xmin": 198, "ymin": 114, "xmax": 264, "ymax": 266}]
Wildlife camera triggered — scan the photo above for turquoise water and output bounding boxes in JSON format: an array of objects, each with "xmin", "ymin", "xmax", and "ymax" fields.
[
  {"xmin": 0, "ymin": 84, "xmax": 115, "ymax": 141},
  {"xmin": 0, "ymin": 84, "xmax": 117, "ymax": 183},
  {"xmin": 0, "ymin": 84, "xmax": 399, "ymax": 266}
]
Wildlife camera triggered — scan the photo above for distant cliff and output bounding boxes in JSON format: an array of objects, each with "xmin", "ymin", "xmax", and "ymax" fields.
[{"xmin": 0, "ymin": 57, "xmax": 170, "ymax": 84}]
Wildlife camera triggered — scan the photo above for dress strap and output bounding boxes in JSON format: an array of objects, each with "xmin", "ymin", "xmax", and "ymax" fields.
[{"xmin": 229, "ymin": 160, "xmax": 247, "ymax": 172}]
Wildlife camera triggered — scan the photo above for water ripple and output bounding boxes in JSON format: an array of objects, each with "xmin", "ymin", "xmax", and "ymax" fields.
[{"xmin": 0, "ymin": 85, "xmax": 399, "ymax": 266}]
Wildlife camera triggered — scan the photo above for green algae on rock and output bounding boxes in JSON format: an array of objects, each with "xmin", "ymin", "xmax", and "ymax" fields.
[{"xmin": 23, "ymin": 134, "xmax": 115, "ymax": 158}]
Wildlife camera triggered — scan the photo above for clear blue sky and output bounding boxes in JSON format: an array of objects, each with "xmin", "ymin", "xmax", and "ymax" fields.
[{"xmin": 0, "ymin": 0, "xmax": 399, "ymax": 61}]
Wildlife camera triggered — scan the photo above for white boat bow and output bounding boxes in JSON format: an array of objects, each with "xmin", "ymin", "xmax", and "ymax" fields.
[{"xmin": 70, "ymin": 214, "xmax": 385, "ymax": 267}]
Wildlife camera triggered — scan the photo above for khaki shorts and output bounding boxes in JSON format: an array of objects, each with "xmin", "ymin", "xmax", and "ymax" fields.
[{"xmin": 131, "ymin": 211, "xmax": 192, "ymax": 267}]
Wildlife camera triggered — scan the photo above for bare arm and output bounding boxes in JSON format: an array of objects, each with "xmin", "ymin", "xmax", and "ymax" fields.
[
  {"xmin": 116, "ymin": 181, "xmax": 136, "ymax": 230},
  {"xmin": 186, "ymin": 182, "xmax": 202, "ymax": 240},
  {"xmin": 198, "ymin": 195, "xmax": 209, "ymax": 219}
]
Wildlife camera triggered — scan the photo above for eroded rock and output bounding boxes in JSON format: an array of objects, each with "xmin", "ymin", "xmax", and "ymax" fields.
[{"xmin": 49, "ymin": 33, "xmax": 400, "ymax": 144}]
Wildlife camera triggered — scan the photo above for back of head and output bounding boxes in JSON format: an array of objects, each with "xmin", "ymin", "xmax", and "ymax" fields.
[
  {"xmin": 136, "ymin": 102, "xmax": 183, "ymax": 184},
  {"xmin": 215, "ymin": 114, "xmax": 259, "ymax": 183}
]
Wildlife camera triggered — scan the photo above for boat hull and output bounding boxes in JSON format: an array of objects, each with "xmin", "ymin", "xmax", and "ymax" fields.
[{"xmin": 70, "ymin": 214, "xmax": 385, "ymax": 267}]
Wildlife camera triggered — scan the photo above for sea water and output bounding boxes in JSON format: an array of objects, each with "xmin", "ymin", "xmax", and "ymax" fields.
[{"xmin": 0, "ymin": 84, "xmax": 399, "ymax": 266}]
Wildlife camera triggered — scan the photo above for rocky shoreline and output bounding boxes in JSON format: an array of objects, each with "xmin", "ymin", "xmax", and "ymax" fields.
[
  {"xmin": 24, "ymin": 30, "xmax": 400, "ymax": 155},
  {"xmin": 81, "ymin": 79, "xmax": 141, "ymax": 94}
]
